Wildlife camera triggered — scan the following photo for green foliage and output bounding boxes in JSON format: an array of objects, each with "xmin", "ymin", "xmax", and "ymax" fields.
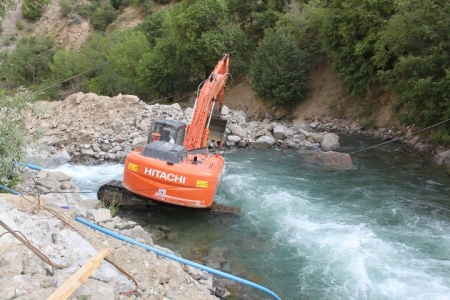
[
  {"xmin": 22, "ymin": 0, "xmax": 50, "ymax": 21},
  {"xmin": 138, "ymin": 38, "xmax": 190, "ymax": 97},
  {"xmin": 0, "ymin": 89, "xmax": 39, "ymax": 185},
  {"xmin": 15, "ymin": 21, "xmax": 24, "ymax": 31},
  {"xmin": 319, "ymin": 0, "xmax": 396, "ymax": 96},
  {"xmin": 0, "ymin": 36, "xmax": 56, "ymax": 87},
  {"xmin": 74, "ymin": 0, "xmax": 100, "ymax": 18},
  {"xmin": 101, "ymin": 194, "xmax": 120, "ymax": 216},
  {"xmin": 0, "ymin": 0, "xmax": 13, "ymax": 17},
  {"xmin": 49, "ymin": 49, "xmax": 91, "ymax": 95},
  {"xmin": 277, "ymin": 1, "xmax": 323, "ymax": 56},
  {"xmin": 129, "ymin": 0, "xmax": 152, "ymax": 15},
  {"xmin": 138, "ymin": 9, "xmax": 167, "ymax": 47},
  {"xmin": 374, "ymin": 0, "xmax": 450, "ymax": 141},
  {"xmin": 2, "ymin": 33, "xmax": 16, "ymax": 46},
  {"xmin": 250, "ymin": 26, "xmax": 310, "ymax": 108},
  {"xmin": 110, "ymin": 0, "xmax": 122, "ymax": 10},
  {"xmin": 74, "ymin": 30, "xmax": 151, "ymax": 97},
  {"xmin": 91, "ymin": 2, "xmax": 118, "ymax": 31},
  {"xmin": 59, "ymin": 0, "xmax": 74, "ymax": 17},
  {"xmin": 226, "ymin": 0, "xmax": 285, "ymax": 47},
  {"xmin": 138, "ymin": 0, "xmax": 248, "ymax": 97}
]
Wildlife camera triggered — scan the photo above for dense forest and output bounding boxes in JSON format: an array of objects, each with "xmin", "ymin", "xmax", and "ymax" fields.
[{"xmin": 0, "ymin": 0, "xmax": 449, "ymax": 145}]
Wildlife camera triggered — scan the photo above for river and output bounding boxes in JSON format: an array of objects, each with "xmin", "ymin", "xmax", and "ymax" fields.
[{"xmin": 55, "ymin": 135, "xmax": 450, "ymax": 300}]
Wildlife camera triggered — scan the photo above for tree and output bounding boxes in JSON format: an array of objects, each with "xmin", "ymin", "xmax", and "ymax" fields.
[
  {"xmin": 0, "ymin": 36, "xmax": 56, "ymax": 87},
  {"xmin": 0, "ymin": 89, "xmax": 40, "ymax": 186},
  {"xmin": 91, "ymin": 2, "xmax": 117, "ymax": 32},
  {"xmin": 71, "ymin": 30, "xmax": 151, "ymax": 97},
  {"xmin": 22, "ymin": 0, "xmax": 51, "ymax": 21},
  {"xmin": 374, "ymin": 0, "xmax": 450, "ymax": 144},
  {"xmin": 138, "ymin": 0, "xmax": 248, "ymax": 97},
  {"xmin": 138, "ymin": 9, "xmax": 167, "ymax": 48},
  {"xmin": 319, "ymin": 0, "xmax": 395, "ymax": 96},
  {"xmin": 250, "ymin": 26, "xmax": 310, "ymax": 108},
  {"xmin": 226, "ymin": 0, "xmax": 286, "ymax": 47},
  {"xmin": 49, "ymin": 49, "xmax": 91, "ymax": 94}
]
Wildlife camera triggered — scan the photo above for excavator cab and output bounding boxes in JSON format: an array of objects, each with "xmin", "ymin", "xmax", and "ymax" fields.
[{"xmin": 148, "ymin": 119, "xmax": 186, "ymax": 145}]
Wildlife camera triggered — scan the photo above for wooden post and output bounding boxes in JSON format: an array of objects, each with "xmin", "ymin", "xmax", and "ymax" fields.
[{"xmin": 47, "ymin": 248, "xmax": 112, "ymax": 300}]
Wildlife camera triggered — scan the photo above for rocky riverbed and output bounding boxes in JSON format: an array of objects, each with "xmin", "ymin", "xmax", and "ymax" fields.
[
  {"xmin": 0, "ymin": 166, "xmax": 223, "ymax": 300},
  {"xmin": 24, "ymin": 92, "xmax": 450, "ymax": 170},
  {"xmin": 2, "ymin": 91, "xmax": 450, "ymax": 300}
]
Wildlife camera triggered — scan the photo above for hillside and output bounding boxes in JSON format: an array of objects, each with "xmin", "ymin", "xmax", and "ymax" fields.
[{"xmin": 0, "ymin": 0, "xmax": 397, "ymax": 129}]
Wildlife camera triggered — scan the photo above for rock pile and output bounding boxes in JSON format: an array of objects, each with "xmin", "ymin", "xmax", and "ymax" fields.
[
  {"xmin": 25, "ymin": 91, "xmax": 449, "ymax": 169},
  {"xmin": 0, "ymin": 166, "xmax": 222, "ymax": 300},
  {"xmin": 25, "ymin": 92, "xmax": 348, "ymax": 167}
]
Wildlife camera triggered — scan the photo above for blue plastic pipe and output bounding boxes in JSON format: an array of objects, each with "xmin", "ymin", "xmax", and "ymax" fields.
[
  {"xmin": 13, "ymin": 161, "xmax": 42, "ymax": 171},
  {"xmin": 76, "ymin": 216, "xmax": 281, "ymax": 300},
  {"xmin": 0, "ymin": 184, "xmax": 20, "ymax": 195}
]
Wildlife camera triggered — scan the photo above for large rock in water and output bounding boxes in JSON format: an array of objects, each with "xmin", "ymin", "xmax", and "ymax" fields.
[
  {"xmin": 321, "ymin": 133, "xmax": 340, "ymax": 151},
  {"xmin": 253, "ymin": 135, "xmax": 275, "ymax": 149},
  {"xmin": 434, "ymin": 150, "xmax": 450, "ymax": 166},
  {"xmin": 306, "ymin": 151, "xmax": 353, "ymax": 170}
]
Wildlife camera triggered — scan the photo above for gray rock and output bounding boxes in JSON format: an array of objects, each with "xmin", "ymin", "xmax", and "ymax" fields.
[
  {"xmin": 228, "ymin": 124, "xmax": 247, "ymax": 138},
  {"xmin": 434, "ymin": 150, "xmax": 450, "ymax": 166},
  {"xmin": 87, "ymin": 208, "xmax": 112, "ymax": 222},
  {"xmin": 109, "ymin": 145, "xmax": 122, "ymax": 153},
  {"xmin": 273, "ymin": 125, "xmax": 286, "ymax": 140},
  {"xmin": 81, "ymin": 148, "xmax": 96, "ymax": 157},
  {"xmin": 306, "ymin": 151, "xmax": 353, "ymax": 170},
  {"xmin": 253, "ymin": 135, "xmax": 275, "ymax": 149},
  {"xmin": 132, "ymin": 136, "xmax": 147, "ymax": 149},
  {"xmin": 122, "ymin": 94, "xmax": 140, "ymax": 104},
  {"xmin": 227, "ymin": 135, "xmax": 241, "ymax": 143},
  {"xmin": 321, "ymin": 133, "xmax": 340, "ymax": 151},
  {"xmin": 36, "ymin": 177, "xmax": 61, "ymax": 191},
  {"xmin": 48, "ymin": 171, "xmax": 71, "ymax": 182}
]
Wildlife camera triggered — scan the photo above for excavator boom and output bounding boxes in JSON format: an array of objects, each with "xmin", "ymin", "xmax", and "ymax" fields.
[{"xmin": 184, "ymin": 53, "xmax": 230, "ymax": 150}]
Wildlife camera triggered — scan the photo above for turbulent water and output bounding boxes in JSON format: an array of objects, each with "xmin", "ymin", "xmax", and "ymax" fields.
[{"xmin": 56, "ymin": 136, "xmax": 450, "ymax": 300}]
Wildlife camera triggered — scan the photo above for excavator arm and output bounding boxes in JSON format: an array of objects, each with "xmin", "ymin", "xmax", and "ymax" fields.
[{"xmin": 184, "ymin": 53, "xmax": 230, "ymax": 151}]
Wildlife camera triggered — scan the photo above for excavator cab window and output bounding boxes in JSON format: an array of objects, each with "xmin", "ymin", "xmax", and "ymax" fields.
[{"xmin": 149, "ymin": 119, "xmax": 186, "ymax": 146}]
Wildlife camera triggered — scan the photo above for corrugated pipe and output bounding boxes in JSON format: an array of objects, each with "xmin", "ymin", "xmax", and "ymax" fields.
[
  {"xmin": 76, "ymin": 216, "xmax": 281, "ymax": 300},
  {"xmin": 13, "ymin": 161, "xmax": 42, "ymax": 171},
  {"xmin": 0, "ymin": 162, "xmax": 42, "ymax": 195},
  {"xmin": 0, "ymin": 184, "xmax": 20, "ymax": 195}
]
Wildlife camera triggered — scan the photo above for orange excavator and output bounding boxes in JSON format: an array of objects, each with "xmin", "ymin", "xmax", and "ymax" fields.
[{"xmin": 98, "ymin": 54, "xmax": 237, "ymax": 213}]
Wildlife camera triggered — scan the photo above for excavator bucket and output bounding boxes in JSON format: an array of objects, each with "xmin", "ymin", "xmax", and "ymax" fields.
[{"xmin": 208, "ymin": 117, "xmax": 228, "ymax": 148}]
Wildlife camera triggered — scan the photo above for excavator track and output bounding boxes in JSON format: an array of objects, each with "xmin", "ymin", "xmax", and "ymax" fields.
[{"xmin": 97, "ymin": 180, "xmax": 240, "ymax": 215}]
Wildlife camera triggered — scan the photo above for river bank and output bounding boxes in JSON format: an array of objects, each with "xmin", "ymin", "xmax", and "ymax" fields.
[
  {"xmin": 24, "ymin": 92, "xmax": 450, "ymax": 171},
  {"xmin": 0, "ymin": 166, "xmax": 223, "ymax": 300}
]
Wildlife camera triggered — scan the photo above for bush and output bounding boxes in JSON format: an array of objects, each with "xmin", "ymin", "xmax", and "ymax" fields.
[
  {"xmin": 0, "ymin": 89, "xmax": 39, "ymax": 185},
  {"xmin": 22, "ymin": 0, "xmax": 50, "ymax": 21},
  {"xmin": 91, "ymin": 2, "xmax": 118, "ymax": 31},
  {"xmin": 0, "ymin": 36, "xmax": 56, "ymax": 86},
  {"xmin": 59, "ymin": 0, "xmax": 74, "ymax": 17},
  {"xmin": 74, "ymin": 1, "xmax": 100, "ymax": 18},
  {"xmin": 250, "ymin": 26, "xmax": 311, "ymax": 108},
  {"xmin": 15, "ymin": 21, "xmax": 24, "ymax": 31},
  {"xmin": 110, "ymin": 0, "xmax": 123, "ymax": 10}
]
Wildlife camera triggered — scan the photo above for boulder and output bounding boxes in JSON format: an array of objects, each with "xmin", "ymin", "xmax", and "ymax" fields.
[
  {"xmin": 131, "ymin": 136, "xmax": 147, "ymax": 149},
  {"xmin": 253, "ymin": 135, "xmax": 275, "ymax": 149},
  {"xmin": 306, "ymin": 151, "xmax": 353, "ymax": 170},
  {"xmin": 321, "ymin": 133, "xmax": 340, "ymax": 151},
  {"xmin": 273, "ymin": 125, "xmax": 286, "ymax": 140},
  {"xmin": 228, "ymin": 124, "xmax": 247, "ymax": 138},
  {"xmin": 122, "ymin": 95, "xmax": 140, "ymax": 104},
  {"xmin": 434, "ymin": 150, "xmax": 450, "ymax": 166}
]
